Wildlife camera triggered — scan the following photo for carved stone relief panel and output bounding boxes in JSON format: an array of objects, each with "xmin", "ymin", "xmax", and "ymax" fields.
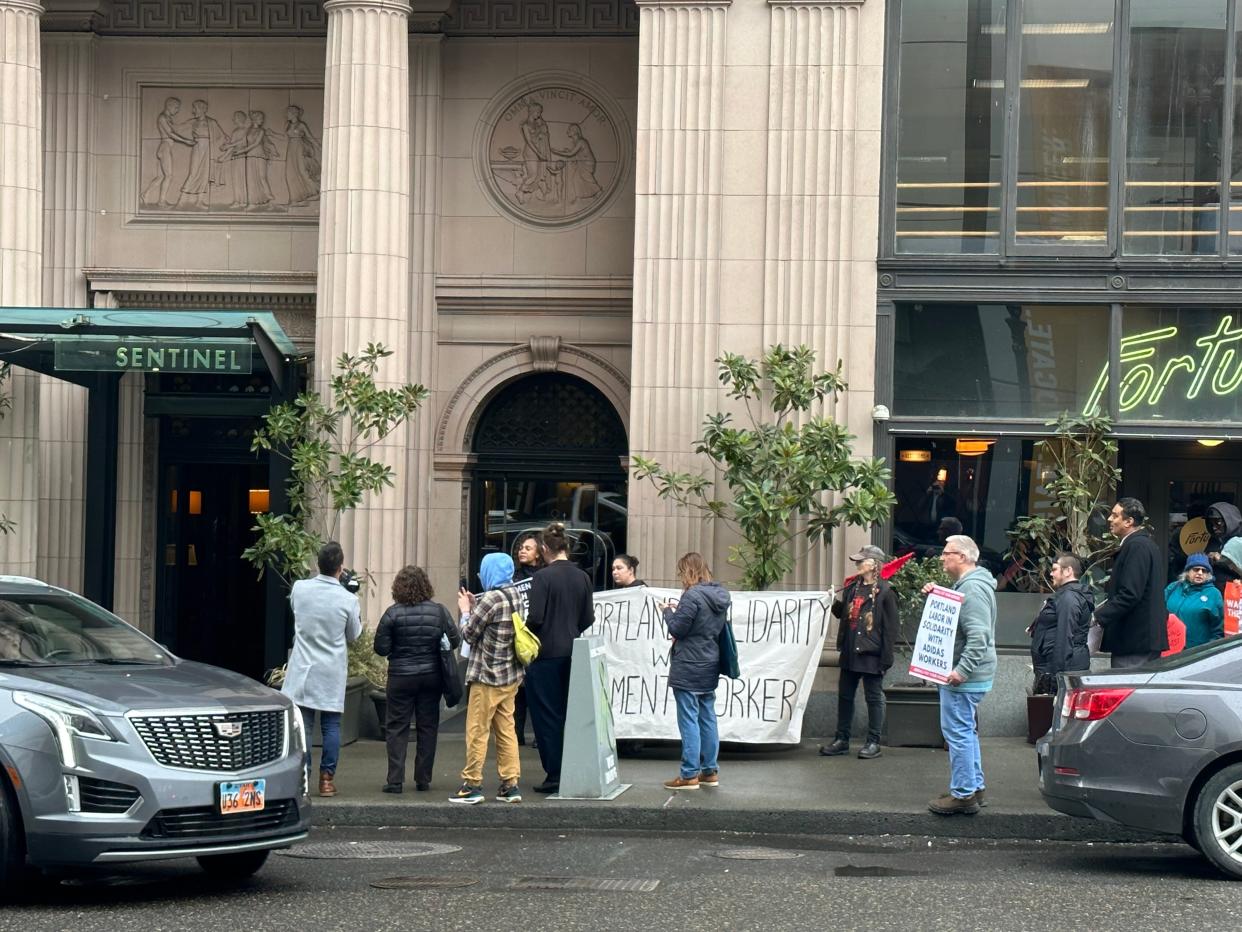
[
  {"xmin": 107, "ymin": 1, "xmax": 328, "ymax": 35},
  {"xmin": 137, "ymin": 86, "xmax": 323, "ymax": 219},
  {"xmin": 474, "ymin": 72, "xmax": 630, "ymax": 230},
  {"xmin": 445, "ymin": 0, "xmax": 639, "ymax": 35}
]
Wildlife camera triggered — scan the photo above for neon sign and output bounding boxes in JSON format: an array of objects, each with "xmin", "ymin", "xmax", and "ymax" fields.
[{"xmin": 1083, "ymin": 315, "xmax": 1242, "ymax": 415}]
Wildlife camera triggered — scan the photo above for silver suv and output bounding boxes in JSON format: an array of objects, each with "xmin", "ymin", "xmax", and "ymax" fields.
[{"xmin": 0, "ymin": 576, "xmax": 309, "ymax": 894}]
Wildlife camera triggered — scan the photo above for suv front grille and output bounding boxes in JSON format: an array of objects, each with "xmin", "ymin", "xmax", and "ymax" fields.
[
  {"xmin": 141, "ymin": 799, "xmax": 300, "ymax": 840},
  {"xmin": 129, "ymin": 710, "xmax": 285, "ymax": 771},
  {"xmin": 78, "ymin": 776, "xmax": 141, "ymax": 813}
]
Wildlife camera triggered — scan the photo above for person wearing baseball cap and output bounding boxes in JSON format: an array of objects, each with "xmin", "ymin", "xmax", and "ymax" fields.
[
  {"xmin": 1165, "ymin": 552, "xmax": 1224, "ymax": 649},
  {"xmin": 820, "ymin": 543, "xmax": 898, "ymax": 760}
]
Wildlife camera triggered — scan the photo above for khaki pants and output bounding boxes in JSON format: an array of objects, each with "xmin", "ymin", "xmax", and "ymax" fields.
[{"xmin": 461, "ymin": 681, "xmax": 521, "ymax": 786}]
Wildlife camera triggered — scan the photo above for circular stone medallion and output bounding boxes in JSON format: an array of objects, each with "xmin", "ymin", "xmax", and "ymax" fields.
[{"xmin": 477, "ymin": 74, "xmax": 629, "ymax": 230}]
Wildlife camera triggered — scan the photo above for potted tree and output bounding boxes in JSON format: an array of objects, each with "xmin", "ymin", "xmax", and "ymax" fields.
[
  {"xmin": 1006, "ymin": 412, "xmax": 1120, "ymax": 743},
  {"xmin": 882, "ymin": 555, "xmax": 951, "ymax": 747}
]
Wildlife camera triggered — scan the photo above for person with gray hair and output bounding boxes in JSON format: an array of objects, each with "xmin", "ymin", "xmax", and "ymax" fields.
[
  {"xmin": 922, "ymin": 534, "xmax": 997, "ymax": 815},
  {"xmin": 820, "ymin": 544, "xmax": 899, "ymax": 760}
]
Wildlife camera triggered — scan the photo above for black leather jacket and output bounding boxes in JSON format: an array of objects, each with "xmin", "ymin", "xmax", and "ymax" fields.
[{"xmin": 374, "ymin": 600, "xmax": 461, "ymax": 678}]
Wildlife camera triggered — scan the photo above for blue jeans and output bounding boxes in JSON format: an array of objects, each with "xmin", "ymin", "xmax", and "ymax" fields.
[
  {"xmin": 938, "ymin": 688, "xmax": 984, "ymax": 798},
  {"xmin": 673, "ymin": 688, "xmax": 719, "ymax": 779},
  {"xmin": 301, "ymin": 706, "xmax": 342, "ymax": 776}
]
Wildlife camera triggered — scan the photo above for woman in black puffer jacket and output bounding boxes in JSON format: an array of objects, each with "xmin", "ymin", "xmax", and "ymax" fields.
[
  {"xmin": 374, "ymin": 565, "xmax": 461, "ymax": 793},
  {"xmin": 660, "ymin": 552, "xmax": 731, "ymax": 791}
]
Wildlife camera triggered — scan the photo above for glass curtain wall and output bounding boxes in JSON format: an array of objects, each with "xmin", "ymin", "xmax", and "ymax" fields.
[{"xmin": 891, "ymin": 0, "xmax": 1242, "ymax": 257}]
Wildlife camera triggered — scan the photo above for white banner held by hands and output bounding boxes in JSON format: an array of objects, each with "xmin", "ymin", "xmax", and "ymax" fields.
[
  {"xmin": 587, "ymin": 587, "xmax": 831, "ymax": 744},
  {"xmin": 908, "ymin": 585, "xmax": 963, "ymax": 685}
]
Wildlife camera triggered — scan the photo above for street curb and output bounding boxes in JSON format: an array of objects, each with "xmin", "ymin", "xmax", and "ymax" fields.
[{"xmin": 311, "ymin": 801, "xmax": 1178, "ymax": 845}]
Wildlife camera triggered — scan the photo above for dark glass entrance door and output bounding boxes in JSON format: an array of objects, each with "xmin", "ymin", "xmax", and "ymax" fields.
[{"xmin": 157, "ymin": 459, "xmax": 268, "ymax": 680}]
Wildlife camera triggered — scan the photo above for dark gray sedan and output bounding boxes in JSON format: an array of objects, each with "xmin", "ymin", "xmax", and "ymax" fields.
[
  {"xmin": 0, "ymin": 576, "xmax": 310, "ymax": 897},
  {"xmin": 1037, "ymin": 635, "xmax": 1242, "ymax": 878}
]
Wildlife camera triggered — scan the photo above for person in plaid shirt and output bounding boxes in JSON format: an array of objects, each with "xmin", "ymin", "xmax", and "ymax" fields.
[{"xmin": 451, "ymin": 552, "xmax": 524, "ymax": 804}]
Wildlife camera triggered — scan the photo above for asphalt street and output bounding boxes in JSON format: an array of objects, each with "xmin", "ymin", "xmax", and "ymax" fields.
[{"xmin": 1, "ymin": 826, "xmax": 1235, "ymax": 932}]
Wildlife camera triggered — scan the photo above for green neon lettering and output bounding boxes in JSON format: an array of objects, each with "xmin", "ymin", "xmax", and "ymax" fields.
[{"xmin": 1081, "ymin": 318, "xmax": 1242, "ymax": 415}]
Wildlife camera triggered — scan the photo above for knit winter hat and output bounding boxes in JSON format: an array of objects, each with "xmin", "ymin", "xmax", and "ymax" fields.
[{"xmin": 1185, "ymin": 552, "xmax": 1212, "ymax": 573}]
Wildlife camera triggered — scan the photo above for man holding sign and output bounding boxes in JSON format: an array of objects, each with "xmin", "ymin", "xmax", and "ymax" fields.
[{"xmin": 919, "ymin": 535, "xmax": 997, "ymax": 816}]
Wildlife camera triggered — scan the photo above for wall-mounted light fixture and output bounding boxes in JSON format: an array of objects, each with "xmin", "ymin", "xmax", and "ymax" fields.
[{"xmin": 249, "ymin": 489, "xmax": 271, "ymax": 513}]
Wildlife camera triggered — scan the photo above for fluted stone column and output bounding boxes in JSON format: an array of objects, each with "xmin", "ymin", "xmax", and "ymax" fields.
[
  {"xmin": 406, "ymin": 32, "xmax": 441, "ymax": 571},
  {"xmin": 0, "ymin": 0, "xmax": 44, "ymax": 577},
  {"xmin": 316, "ymin": 0, "xmax": 412, "ymax": 617},
  {"xmin": 629, "ymin": 0, "xmax": 731, "ymax": 586},
  {"xmin": 38, "ymin": 32, "xmax": 94, "ymax": 591},
  {"xmin": 763, "ymin": 0, "xmax": 877, "ymax": 589}
]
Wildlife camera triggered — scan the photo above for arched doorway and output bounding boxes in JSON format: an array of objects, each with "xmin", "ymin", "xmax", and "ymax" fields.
[{"xmin": 470, "ymin": 373, "xmax": 628, "ymax": 590}]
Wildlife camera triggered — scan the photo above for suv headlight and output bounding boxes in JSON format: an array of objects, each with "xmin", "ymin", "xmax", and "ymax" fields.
[
  {"xmin": 289, "ymin": 704, "xmax": 307, "ymax": 755},
  {"xmin": 14, "ymin": 691, "xmax": 115, "ymax": 768}
]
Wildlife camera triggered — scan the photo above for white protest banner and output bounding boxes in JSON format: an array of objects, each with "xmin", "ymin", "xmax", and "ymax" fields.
[
  {"xmin": 587, "ymin": 587, "xmax": 831, "ymax": 744},
  {"xmin": 908, "ymin": 585, "xmax": 963, "ymax": 684}
]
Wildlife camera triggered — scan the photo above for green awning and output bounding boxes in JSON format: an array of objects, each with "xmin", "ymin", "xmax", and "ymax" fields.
[{"xmin": 0, "ymin": 308, "xmax": 299, "ymax": 389}]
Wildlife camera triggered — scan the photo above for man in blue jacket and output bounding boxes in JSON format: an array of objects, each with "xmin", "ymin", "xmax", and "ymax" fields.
[{"xmin": 924, "ymin": 534, "xmax": 996, "ymax": 816}]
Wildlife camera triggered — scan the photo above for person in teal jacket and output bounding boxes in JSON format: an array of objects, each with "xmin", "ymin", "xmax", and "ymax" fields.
[{"xmin": 1165, "ymin": 552, "xmax": 1224, "ymax": 649}]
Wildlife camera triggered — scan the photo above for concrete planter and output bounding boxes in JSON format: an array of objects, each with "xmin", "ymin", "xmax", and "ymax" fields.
[{"xmin": 883, "ymin": 684, "xmax": 944, "ymax": 748}]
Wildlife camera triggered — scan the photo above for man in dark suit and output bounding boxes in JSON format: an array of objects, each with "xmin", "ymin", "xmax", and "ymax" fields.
[{"xmin": 1095, "ymin": 498, "xmax": 1168, "ymax": 668}]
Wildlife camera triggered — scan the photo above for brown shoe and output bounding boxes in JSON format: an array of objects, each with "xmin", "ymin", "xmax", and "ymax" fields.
[
  {"xmin": 699, "ymin": 770, "xmax": 719, "ymax": 788},
  {"xmin": 928, "ymin": 793, "xmax": 978, "ymax": 816},
  {"xmin": 974, "ymin": 788, "xmax": 987, "ymax": 807},
  {"xmin": 663, "ymin": 775, "xmax": 700, "ymax": 791},
  {"xmin": 318, "ymin": 772, "xmax": 337, "ymax": 797}
]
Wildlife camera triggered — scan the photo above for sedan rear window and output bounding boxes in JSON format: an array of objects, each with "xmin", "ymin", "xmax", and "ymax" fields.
[{"xmin": 0, "ymin": 595, "xmax": 169, "ymax": 666}]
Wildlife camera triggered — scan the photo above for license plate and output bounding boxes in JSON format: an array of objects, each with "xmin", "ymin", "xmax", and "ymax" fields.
[{"xmin": 218, "ymin": 779, "xmax": 265, "ymax": 814}]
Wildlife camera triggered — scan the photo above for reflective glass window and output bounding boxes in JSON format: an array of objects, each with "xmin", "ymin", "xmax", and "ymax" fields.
[
  {"xmin": 893, "ymin": 304, "xmax": 1110, "ymax": 418},
  {"xmin": 1123, "ymin": 2, "xmax": 1229, "ymax": 255},
  {"xmin": 1014, "ymin": 1, "xmax": 1115, "ymax": 247},
  {"xmin": 894, "ymin": 0, "xmax": 1005, "ymax": 254}
]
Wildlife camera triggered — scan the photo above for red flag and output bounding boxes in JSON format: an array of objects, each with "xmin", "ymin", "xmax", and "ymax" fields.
[{"xmin": 841, "ymin": 551, "xmax": 914, "ymax": 588}]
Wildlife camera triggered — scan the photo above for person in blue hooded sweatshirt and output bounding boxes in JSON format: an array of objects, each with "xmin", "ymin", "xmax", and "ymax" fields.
[
  {"xmin": 1165, "ymin": 553, "xmax": 1224, "ymax": 649},
  {"xmin": 451, "ymin": 552, "xmax": 524, "ymax": 805}
]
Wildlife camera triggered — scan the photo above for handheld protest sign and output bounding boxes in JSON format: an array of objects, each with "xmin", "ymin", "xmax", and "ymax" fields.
[{"xmin": 908, "ymin": 585, "xmax": 964, "ymax": 684}]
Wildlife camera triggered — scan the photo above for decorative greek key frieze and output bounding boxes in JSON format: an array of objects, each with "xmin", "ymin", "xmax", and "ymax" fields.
[
  {"xmin": 445, "ymin": 0, "xmax": 638, "ymax": 35},
  {"xmin": 106, "ymin": 1, "xmax": 328, "ymax": 34}
]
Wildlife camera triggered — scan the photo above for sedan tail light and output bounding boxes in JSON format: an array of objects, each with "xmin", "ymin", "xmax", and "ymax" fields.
[{"xmin": 1061, "ymin": 687, "xmax": 1134, "ymax": 721}]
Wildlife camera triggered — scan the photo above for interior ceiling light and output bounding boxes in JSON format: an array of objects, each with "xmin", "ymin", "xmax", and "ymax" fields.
[
  {"xmin": 1197, "ymin": 439, "xmax": 1225, "ymax": 447},
  {"xmin": 981, "ymin": 23, "xmax": 1113, "ymax": 36},
  {"xmin": 973, "ymin": 79, "xmax": 1090, "ymax": 89},
  {"xmin": 955, "ymin": 438, "xmax": 996, "ymax": 456}
]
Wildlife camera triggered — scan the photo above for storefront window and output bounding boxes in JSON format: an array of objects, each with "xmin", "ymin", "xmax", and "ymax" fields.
[
  {"xmin": 1115, "ymin": 307, "xmax": 1242, "ymax": 422},
  {"xmin": 894, "ymin": 304, "xmax": 1109, "ymax": 418},
  {"xmin": 891, "ymin": 436, "xmax": 1034, "ymax": 579},
  {"xmin": 889, "ymin": 1, "xmax": 1242, "ymax": 259},
  {"xmin": 1014, "ymin": 1, "xmax": 1114, "ymax": 247},
  {"xmin": 894, "ymin": 0, "xmax": 1005, "ymax": 254},
  {"xmin": 1124, "ymin": 1, "xmax": 1228, "ymax": 256}
]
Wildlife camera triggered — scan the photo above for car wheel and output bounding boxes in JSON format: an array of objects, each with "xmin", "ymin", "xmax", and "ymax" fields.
[
  {"xmin": 1193, "ymin": 763, "xmax": 1242, "ymax": 879},
  {"xmin": 0, "ymin": 780, "xmax": 25, "ymax": 900},
  {"xmin": 195, "ymin": 850, "xmax": 270, "ymax": 880}
]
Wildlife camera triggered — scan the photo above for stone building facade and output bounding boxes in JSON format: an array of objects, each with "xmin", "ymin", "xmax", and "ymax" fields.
[{"xmin": 0, "ymin": 0, "xmax": 882, "ymax": 672}]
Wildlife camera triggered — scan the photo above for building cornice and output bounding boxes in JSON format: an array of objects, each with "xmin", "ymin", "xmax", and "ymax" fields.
[{"xmin": 84, "ymin": 268, "xmax": 317, "ymax": 296}]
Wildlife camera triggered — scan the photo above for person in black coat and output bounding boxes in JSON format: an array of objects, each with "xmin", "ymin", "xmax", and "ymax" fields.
[
  {"xmin": 660, "ymin": 552, "xmax": 730, "ymax": 791},
  {"xmin": 373, "ymin": 565, "xmax": 461, "ymax": 793},
  {"xmin": 510, "ymin": 532, "xmax": 545, "ymax": 748},
  {"xmin": 820, "ymin": 545, "xmax": 898, "ymax": 761},
  {"xmin": 525, "ymin": 522, "xmax": 596, "ymax": 794},
  {"xmin": 1029, "ymin": 553, "xmax": 1094, "ymax": 693},
  {"xmin": 1095, "ymin": 498, "xmax": 1169, "ymax": 668},
  {"xmin": 1206, "ymin": 502, "xmax": 1242, "ymax": 594}
]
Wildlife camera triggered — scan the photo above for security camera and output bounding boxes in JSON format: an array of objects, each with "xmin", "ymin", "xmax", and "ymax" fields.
[{"xmin": 872, "ymin": 404, "xmax": 891, "ymax": 422}]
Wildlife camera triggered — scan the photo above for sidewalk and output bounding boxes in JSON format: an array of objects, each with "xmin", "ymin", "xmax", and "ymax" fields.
[{"xmin": 309, "ymin": 724, "xmax": 1174, "ymax": 844}]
